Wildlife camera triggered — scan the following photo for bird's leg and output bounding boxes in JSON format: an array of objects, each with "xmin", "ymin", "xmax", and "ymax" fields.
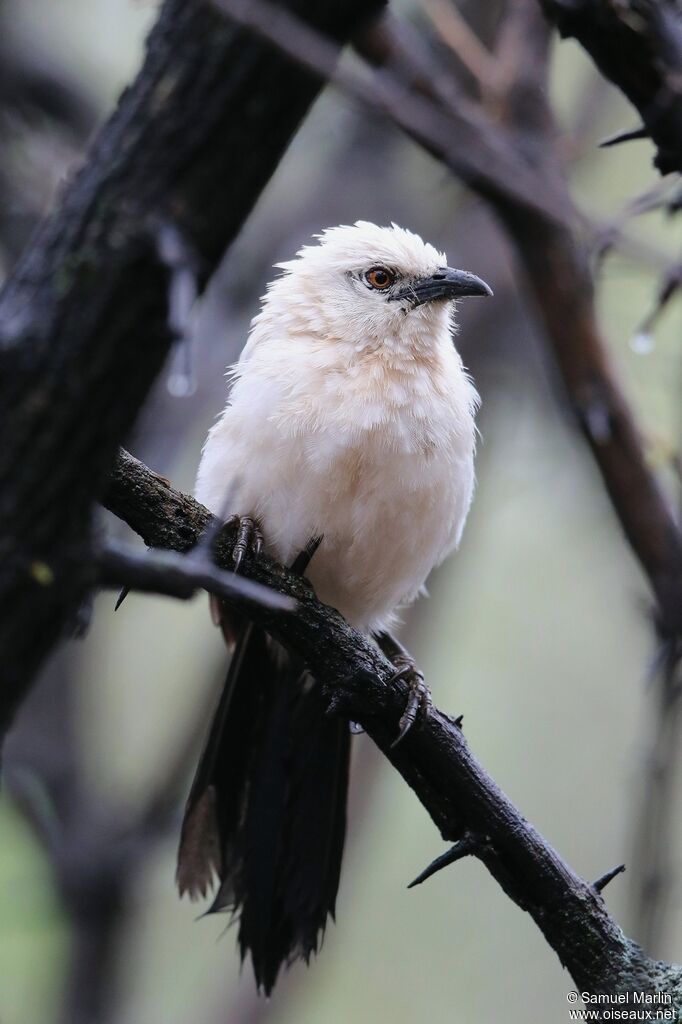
[
  {"xmin": 374, "ymin": 631, "xmax": 432, "ymax": 746},
  {"xmin": 227, "ymin": 515, "xmax": 264, "ymax": 573},
  {"xmin": 207, "ymin": 516, "xmax": 264, "ymax": 630}
]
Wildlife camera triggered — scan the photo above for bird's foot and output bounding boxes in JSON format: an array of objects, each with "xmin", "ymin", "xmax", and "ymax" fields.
[
  {"xmin": 226, "ymin": 515, "xmax": 264, "ymax": 573},
  {"xmin": 390, "ymin": 655, "xmax": 432, "ymax": 748},
  {"xmin": 373, "ymin": 632, "xmax": 432, "ymax": 746},
  {"xmin": 208, "ymin": 516, "xmax": 264, "ymax": 629}
]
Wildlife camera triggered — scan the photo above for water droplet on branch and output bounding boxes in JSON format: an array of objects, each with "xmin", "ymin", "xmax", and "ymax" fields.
[{"xmin": 630, "ymin": 332, "xmax": 654, "ymax": 355}]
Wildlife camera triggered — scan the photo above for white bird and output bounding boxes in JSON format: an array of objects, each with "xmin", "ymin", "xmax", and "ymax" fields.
[{"xmin": 177, "ymin": 221, "xmax": 490, "ymax": 994}]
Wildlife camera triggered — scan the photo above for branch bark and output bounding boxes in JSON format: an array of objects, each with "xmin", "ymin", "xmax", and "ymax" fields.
[
  {"xmin": 104, "ymin": 448, "xmax": 682, "ymax": 1009},
  {"xmin": 0, "ymin": 0, "xmax": 385, "ymax": 734},
  {"xmin": 95, "ymin": 537, "xmax": 294, "ymax": 611}
]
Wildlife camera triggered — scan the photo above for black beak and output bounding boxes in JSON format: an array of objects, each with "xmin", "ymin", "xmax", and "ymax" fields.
[{"xmin": 393, "ymin": 267, "xmax": 493, "ymax": 308}]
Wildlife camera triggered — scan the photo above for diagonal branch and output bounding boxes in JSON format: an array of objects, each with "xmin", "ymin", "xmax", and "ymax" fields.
[{"xmin": 103, "ymin": 449, "xmax": 682, "ymax": 1007}]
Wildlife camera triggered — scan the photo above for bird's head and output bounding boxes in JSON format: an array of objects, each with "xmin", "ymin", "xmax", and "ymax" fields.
[{"xmin": 263, "ymin": 221, "xmax": 492, "ymax": 353}]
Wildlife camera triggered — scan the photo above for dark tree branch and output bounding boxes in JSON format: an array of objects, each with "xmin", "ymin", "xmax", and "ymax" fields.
[
  {"xmin": 95, "ymin": 537, "xmax": 294, "ymax": 612},
  {"xmin": 538, "ymin": 0, "xmax": 682, "ymax": 173},
  {"xmin": 103, "ymin": 449, "xmax": 682, "ymax": 1007},
  {"xmin": 0, "ymin": 0, "xmax": 385, "ymax": 735}
]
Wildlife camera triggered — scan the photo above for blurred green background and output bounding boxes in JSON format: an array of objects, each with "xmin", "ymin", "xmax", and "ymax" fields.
[{"xmin": 0, "ymin": 1, "xmax": 680, "ymax": 1022}]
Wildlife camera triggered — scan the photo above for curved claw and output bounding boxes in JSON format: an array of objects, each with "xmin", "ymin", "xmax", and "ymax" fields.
[
  {"xmin": 389, "ymin": 663, "xmax": 432, "ymax": 748},
  {"xmin": 231, "ymin": 516, "xmax": 263, "ymax": 573}
]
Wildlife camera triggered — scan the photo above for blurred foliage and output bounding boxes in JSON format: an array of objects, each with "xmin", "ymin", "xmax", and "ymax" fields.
[{"xmin": 0, "ymin": 2, "xmax": 680, "ymax": 1023}]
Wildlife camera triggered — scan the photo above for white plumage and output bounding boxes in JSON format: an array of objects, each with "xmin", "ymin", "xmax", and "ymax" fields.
[{"xmin": 196, "ymin": 221, "xmax": 484, "ymax": 632}]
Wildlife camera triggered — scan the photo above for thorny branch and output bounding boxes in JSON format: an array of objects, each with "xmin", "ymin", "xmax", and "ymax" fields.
[
  {"xmin": 104, "ymin": 449, "xmax": 682, "ymax": 1007},
  {"xmin": 95, "ymin": 537, "xmax": 294, "ymax": 611}
]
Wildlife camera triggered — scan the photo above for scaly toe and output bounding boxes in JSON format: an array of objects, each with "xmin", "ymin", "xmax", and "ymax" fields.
[
  {"xmin": 390, "ymin": 666, "xmax": 431, "ymax": 747},
  {"xmin": 231, "ymin": 515, "xmax": 262, "ymax": 573}
]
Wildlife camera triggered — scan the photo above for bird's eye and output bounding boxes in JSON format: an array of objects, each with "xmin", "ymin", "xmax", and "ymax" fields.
[{"xmin": 365, "ymin": 266, "xmax": 395, "ymax": 290}]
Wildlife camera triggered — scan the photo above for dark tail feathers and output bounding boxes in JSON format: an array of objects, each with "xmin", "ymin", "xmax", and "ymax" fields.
[{"xmin": 177, "ymin": 626, "xmax": 350, "ymax": 995}]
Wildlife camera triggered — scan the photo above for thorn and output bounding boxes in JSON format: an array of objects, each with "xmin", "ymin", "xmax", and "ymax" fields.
[
  {"xmin": 454, "ymin": 714, "xmax": 464, "ymax": 729},
  {"xmin": 114, "ymin": 586, "xmax": 130, "ymax": 611},
  {"xmin": 407, "ymin": 833, "xmax": 479, "ymax": 889},
  {"xmin": 599, "ymin": 125, "xmax": 648, "ymax": 149},
  {"xmin": 593, "ymin": 863, "xmax": 625, "ymax": 893}
]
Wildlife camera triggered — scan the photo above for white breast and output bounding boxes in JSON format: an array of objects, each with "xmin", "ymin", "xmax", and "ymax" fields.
[{"xmin": 196, "ymin": 331, "xmax": 477, "ymax": 634}]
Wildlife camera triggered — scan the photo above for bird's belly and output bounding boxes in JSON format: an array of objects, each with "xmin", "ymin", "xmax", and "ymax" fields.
[
  {"xmin": 257, "ymin": 441, "xmax": 473, "ymax": 633},
  {"xmin": 197, "ymin": 398, "xmax": 475, "ymax": 634}
]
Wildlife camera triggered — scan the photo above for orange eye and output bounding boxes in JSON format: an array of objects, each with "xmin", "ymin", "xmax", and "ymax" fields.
[{"xmin": 365, "ymin": 267, "xmax": 394, "ymax": 290}]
